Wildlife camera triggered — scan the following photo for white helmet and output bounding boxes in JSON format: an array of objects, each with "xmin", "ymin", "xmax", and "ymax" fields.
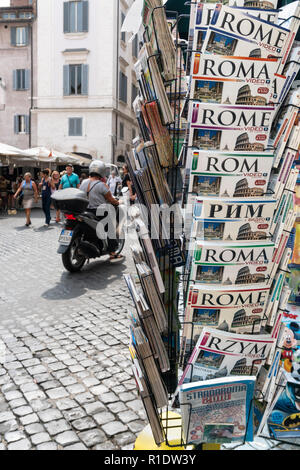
[{"xmin": 89, "ymin": 160, "xmax": 107, "ymax": 178}]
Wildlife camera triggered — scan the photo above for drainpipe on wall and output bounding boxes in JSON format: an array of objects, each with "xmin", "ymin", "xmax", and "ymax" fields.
[
  {"xmin": 114, "ymin": 0, "xmax": 120, "ymax": 165},
  {"xmin": 29, "ymin": 21, "xmax": 34, "ymax": 149}
]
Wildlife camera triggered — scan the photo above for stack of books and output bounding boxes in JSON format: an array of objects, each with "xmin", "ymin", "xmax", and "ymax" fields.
[{"xmin": 179, "ymin": 0, "xmax": 300, "ymax": 445}]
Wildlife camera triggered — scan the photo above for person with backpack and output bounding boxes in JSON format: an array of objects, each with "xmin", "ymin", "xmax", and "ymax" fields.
[
  {"xmin": 39, "ymin": 169, "xmax": 52, "ymax": 227},
  {"xmin": 59, "ymin": 164, "xmax": 80, "ymax": 190},
  {"xmin": 13, "ymin": 173, "xmax": 38, "ymax": 226}
]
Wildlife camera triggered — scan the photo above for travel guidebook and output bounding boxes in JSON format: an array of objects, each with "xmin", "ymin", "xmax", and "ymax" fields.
[
  {"xmin": 201, "ymin": 4, "xmax": 293, "ymax": 64},
  {"xmin": 179, "ymin": 327, "xmax": 275, "ymax": 383},
  {"xmin": 188, "ymin": 102, "xmax": 275, "ymax": 152},
  {"xmin": 179, "ymin": 376, "xmax": 256, "ymax": 444},
  {"xmin": 191, "ymin": 196, "xmax": 277, "ymax": 241},
  {"xmin": 181, "ymin": 283, "xmax": 271, "ymax": 357},
  {"xmin": 191, "ymin": 51, "xmax": 279, "ymax": 99},
  {"xmin": 189, "ymin": 239, "xmax": 275, "ymax": 286},
  {"xmin": 187, "ymin": 150, "xmax": 274, "ymax": 199}
]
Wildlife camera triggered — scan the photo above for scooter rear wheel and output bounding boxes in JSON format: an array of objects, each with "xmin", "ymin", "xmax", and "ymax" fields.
[{"xmin": 62, "ymin": 236, "xmax": 86, "ymax": 273}]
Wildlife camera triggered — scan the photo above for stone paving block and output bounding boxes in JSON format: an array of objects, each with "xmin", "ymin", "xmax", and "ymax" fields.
[
  {"xmin": 7, "ymin": 438, "xmax": 32, "ymax": 451},
  {"xmin": 31, "ymin": 433, "xmax": 52, "ymax": 446},
  {"xmin": 93, "ymin": 411, "xmax": 115, "ymax": 426},
  {"xmin": 72, "ymin": 417, "xmax": 97, "ymax": 431},
  {"xmin": 55, "ymin": 431, "xmax": 80, "ymax": 447},
  {"xmin": 66, "ymin": 384, "xmax": 86, "ymax": 395},
  {"xmin": 102, "ymin": 421, "xmax": 128, "ymax": 437},
  {"xmin": 64, "ymin": 443, "xmax": 88, "ymax": 450},
  {"xmin": 78, "ymin": 429, "xmax": 107, "ymax": 448},
  {"xmin": 46, "ymin": 387, "xmax": 69, "ymax": 400},
  {"xmin": 63, "ymin": 407, "xmax": 86, "ymax": 422},
  {"xmin": 83, "ymin": 402, "xmax": 106, "ymax": 415},
  {"xmin": 20, "ymin": 413, "xmax": 39, "ymax": 426},
  {"xmin": 36, "ymin": 442, "xmax": 58, "ymax": 450},
  {"xmin": 99, "ymin": 392, "xmax": 119, "ymax": 404},
  {"xmin": 4, "ymin": 430, "xmax": 27, "ymax": 443},
  {"xmin": 56, "ymin": 399, "xmax": 78, "ymax": 411},
  {"xmin": 113, "ymin": 431, "xmax": 136, "ymax": 447},
  {"xmin": 107, "ymin": 402, "xmax": 127, "ymax": 414},
  {"xmin": 74, "ymin": 392, "xmax": 94, "ymax": 405},
  {"xmin": 12, "ymin": 406, "xmax": 33, "ymax": 417},
  {"xmin": 44, "ymin": 419, "xmax": 71, "ymax": 436}
]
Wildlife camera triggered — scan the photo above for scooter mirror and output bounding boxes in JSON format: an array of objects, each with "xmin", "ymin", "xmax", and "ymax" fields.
[{"xmin": 121, "ymin": 187, "xmax": 129, "ymax": 194}]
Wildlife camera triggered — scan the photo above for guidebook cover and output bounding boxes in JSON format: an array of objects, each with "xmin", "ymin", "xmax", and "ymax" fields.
[
  {"xmin": 191, "ymin": 54, "xmax": 279, "ymax": 106},
  {"xmin": 179, "ymin": 376, "xmax": 256, "ymax": 444},
  {"xmin": 180, "ymin": 327, "xmax": 274, "ymax": 383},
  {"xmin": 191, "ymin": 196, "xmax": 277, "ymax": 241},
  {"xmin": 190, "ymin": 239, "xmax": 275, "ymax": 286},
  {"xmin": 182, "ymin": 283, "xmax": 271, "ymax": 352},
  {"xmin": 188, "ymin": 103, "xmax": 275, "ymax": 152},
  {"xmin": 201, "ymin": 4, "xmax": 291, "ymax": 62},
  {"xmin": 187, "ymin": 149, "xmax": 274, "ymax": 198}
]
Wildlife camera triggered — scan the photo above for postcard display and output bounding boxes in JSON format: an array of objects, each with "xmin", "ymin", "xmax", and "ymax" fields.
[{"xmin": 125, "ymin": 0, "xmax": 300, "ymax": 449}]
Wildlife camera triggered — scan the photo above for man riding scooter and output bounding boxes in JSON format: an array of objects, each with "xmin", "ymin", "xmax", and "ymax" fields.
[{"xmin": 80, "ymin": 160, "xmax": 124, "ymax": 260}]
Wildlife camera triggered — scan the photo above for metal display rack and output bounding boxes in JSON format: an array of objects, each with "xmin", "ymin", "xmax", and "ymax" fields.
[{"xmin": 128, "ymin": 1, "xmax": 300, "ymax": 450}]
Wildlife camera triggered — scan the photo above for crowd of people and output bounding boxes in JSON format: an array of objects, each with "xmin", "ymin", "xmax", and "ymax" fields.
[{"xmin": 0, "ymin": 162, "xmax": 136, "ymax": 227}]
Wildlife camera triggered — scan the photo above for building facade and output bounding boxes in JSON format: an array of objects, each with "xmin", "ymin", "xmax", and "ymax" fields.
[
  {"xmin": 0, "ymin": 0, "xmax": 36, "ymax": 149},
  {"xmin": 32, "ymin": 0, "xmax": 138, "ymax": 163}
]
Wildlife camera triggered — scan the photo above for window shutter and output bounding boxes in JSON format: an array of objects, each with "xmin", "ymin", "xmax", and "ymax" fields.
[
  {"xmin": 69, "ymin": 118, "xmax": 75, "ymax": 136},
  {"xmin": 24, "ymin": 27, "xmax": 29, "ymax": 46},
  {"xmin": 25, "ymin": 70, "xmax": 30, "ymax": 90},
  {"xmin": 63, "ymin": 2, "xmax": 70, "ymax": 33},
  {"xmin": 81, "ymin": 64, "xmax": 89, "ymax": 95},
  {"xmin": 14, "ymin": 115, "xmax": 19, "ymax": 133},
  {"xmin": 11, "ymin": 27, "xmax": 16, "ymax": 46},
  {"xmin": 13, "ymin": 70, "xmax": 17, "ymax": 90},
  {"xmin": 63, "ymin": 65, "xmax": 70, "ymax": 96},
  {"xmin": 25, "ymin": 115, "xmax": 30, "ymax": 134},
  {"xmin": 82, "ymin": 1, "xmax": 89, "ymax": 32},
  {"xmin": 119, "ymin": 72, "xmax": 127, "ymax": 103}
]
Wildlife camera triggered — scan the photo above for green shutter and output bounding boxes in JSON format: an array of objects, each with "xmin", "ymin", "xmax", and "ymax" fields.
[
  {"xmin": 81, "ymin": 64, "xmax": 89, "ymax": 95},
  {"xmin": 64, "ymin": 2, "xmax": 70, "ymax": 33},
  {"xmin": 63, "ymin": 65, "xmax": 70, "ymax": 96}
]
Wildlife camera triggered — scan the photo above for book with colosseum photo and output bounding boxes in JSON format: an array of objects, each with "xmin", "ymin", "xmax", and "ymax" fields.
[
  {"xmin": 180, "ymin": 283, "xmax": 272, "ymax": 364},
  {"xmin": 191, "ymin": 2, "xmax": 279, "ymax": 60},
  {"xmin": 188, "ymin": 239, "xmax": 275, "ymax": 287},
  {"xmin": 190, "ymin": 196, "xmax": 277, "ymax": 241},
  {"xmin": 190, "ymin": 54, "xmax": 279, "ymax": 107},
  {"xmin": 186, "ymin": 150, "xmax": 274, "ymax": 200},
  {"xmin": 200, "ymin": 4, "xmax": 293, "ymax": 70},
  {"xmin": 188, "ymin": 102, "xmax": 275, "ymax": 152},
  {"xmin": 179, "ymin": 327, "xmax": 275, "ymax": 384}
]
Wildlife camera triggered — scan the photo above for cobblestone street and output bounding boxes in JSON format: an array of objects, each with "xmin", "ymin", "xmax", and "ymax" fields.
[{"xmin": 0, "ymin": 209, "xmax": 146, "ymax": 450}]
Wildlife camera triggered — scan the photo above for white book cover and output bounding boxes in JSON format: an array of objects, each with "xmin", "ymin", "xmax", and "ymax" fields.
[
  {"xmin": 229, "ymin": 0, "xmax": 278, "ymax": 8},
  {"xmin": 188, "ymin": 103, "xmax": 275, "ymax": 152},
  {"xmin": 180, "ymin": 327, "xmax": 275, "ymax": 383},
  {"xmin": 187, "ymin": 151, "xmax": 274, "ymax": 198},
  {"xmin": 182, "ymin": 283, "xmax": 271, "ymax": 343},
  {"xmin": 192, "ymin": 2, "xmax": 279, "ymax": 55},
  {"xmin": 201, "ymin": 4, "xmax": 292, "ymax": 63},
  {"xmin": 269, "ymin": 42, "xmax": 300, "ymax": 104},
  {"xmin": 191, "ymin": 196, "xmax": 277, "ymax": 241},
  {"xmin": 190, "ymin": 239, "xmax": 275, "ymax": 286},
  {"xmin": 191, "ymin": 54, "xmax": 278, "ymax": 106}
]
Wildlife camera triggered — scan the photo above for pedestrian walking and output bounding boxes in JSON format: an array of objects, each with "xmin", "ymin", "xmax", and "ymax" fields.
[
  {"xmin": 51, "ymin": 170, "xmax": 61, "ymax": 223},
  {"xmin": 59, "ymin": 164, "xmax": 80, "ymax": 189},
  {"xmin": 122, "ymin": 164, "xmax": 136, "ymax": 205},
  {"xmin": 80, "ymin": 172, "xmax": 88, "ymax": 184},
  {"xmin": 39, "ymin": 169, "xmax": 52, "ymax": 227},
  {"xmin": 107, "ymin": 170, "xmax": 122, "ymax": 196},
  {"xmin": 13, "ymin": 173, "xmax": 38, "ymax": 226},
  {"xmin": 0, "ymin": 175, "xmax": 9, "ymax": 213}
]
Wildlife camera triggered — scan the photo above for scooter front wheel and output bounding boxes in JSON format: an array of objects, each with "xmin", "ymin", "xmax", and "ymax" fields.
[{"xmin": 62, "ymin": 236, "xmax": 86, "ymax": 273}]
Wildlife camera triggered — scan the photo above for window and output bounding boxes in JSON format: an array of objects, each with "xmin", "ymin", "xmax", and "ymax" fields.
[
  {"xmin": 119, "ymin": 71, "xmax": 127, "ymax": 103},
  {"xmin": 69, "ymin": 118, "xmax": 83, "ymax": 136},
  {"xmin": 19, "ymin": 12, "xmax": 33, "ymax": 19},
  {"xmin": 14, "ymin": 115, "xmax": 29, "ymax": 134},
  {"xmin": 119, "ymin": 122, "xmax": 124, "ymax": 141},
  {"xmin": 13, "ymin": 69, "xmax": 30, "ymax": 91},
  {"xmin": 2, "ymin": 13, "xmax": 17, "ymax": 19},
  {"xmin": 11, "ymin": 26, "xmax": 29, "ymax": 46},
  {"xmin": 121, "ymin": 12, "xmax": 126, "ymax": 42},
  {"xmin": 132, "ymin": 128, "xmax": 136, "ymax": 140},
  {"xmin": 64, "ymin": 1, "xmax": 89, "ymax": 33},
  {"xmin": 63, "ymin": 64, "xmax": 89, "ymax": 96},
  {"xmin": 132, "ymin": 84, "xmax": 138, "ymax": 105}
]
